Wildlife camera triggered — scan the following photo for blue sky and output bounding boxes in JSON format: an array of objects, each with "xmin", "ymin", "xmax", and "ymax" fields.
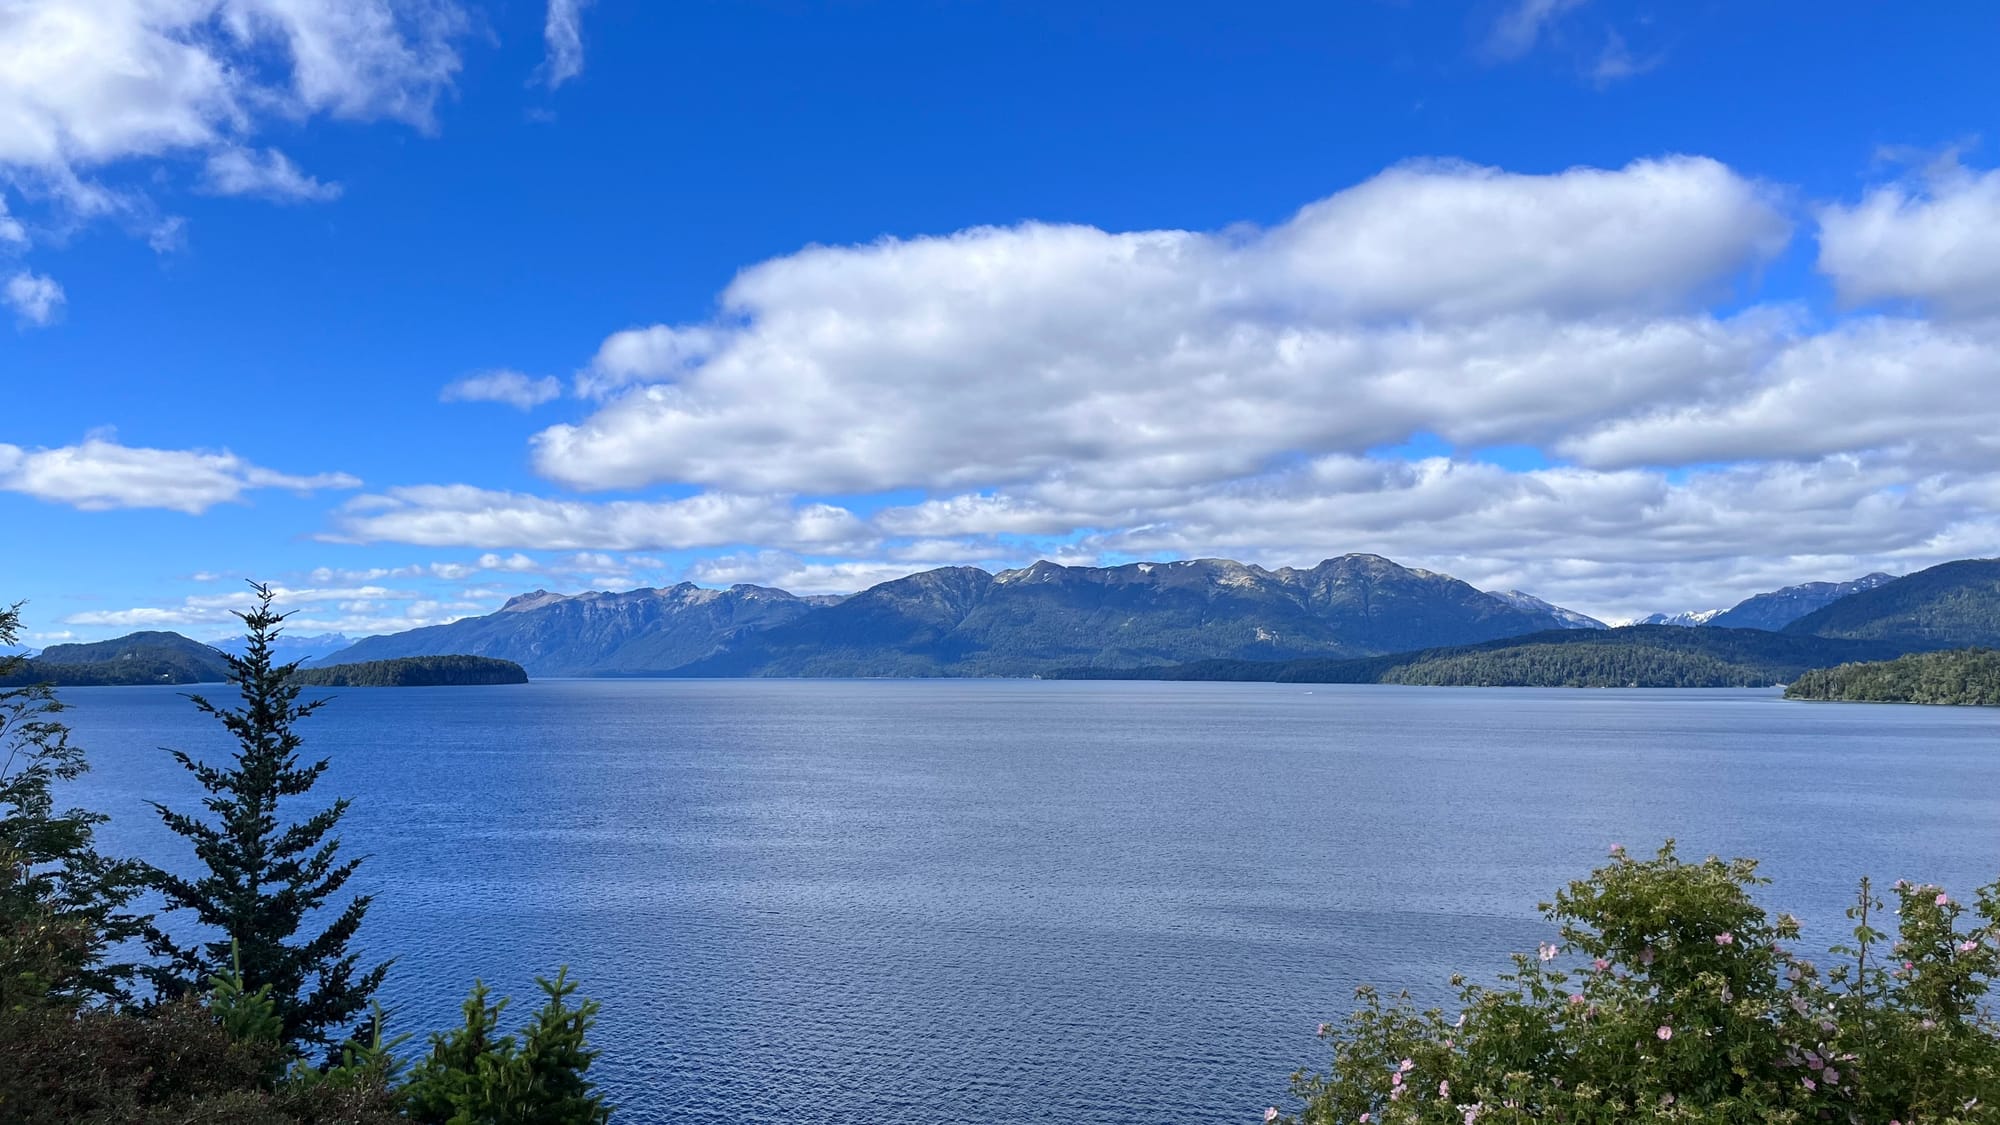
[{"xmin": 5, "ymin": 0, "xmax": 2000, "ymax": 642}]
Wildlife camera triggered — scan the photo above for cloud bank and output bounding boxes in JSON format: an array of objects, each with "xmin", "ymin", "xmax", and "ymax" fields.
[
  {"xmin": 0, "ymin": 438, "xmax": 358, "ymax": 514},
  {"xmin": 308, "ymin": 152, "xmax": 2000, "ymax": 623}
]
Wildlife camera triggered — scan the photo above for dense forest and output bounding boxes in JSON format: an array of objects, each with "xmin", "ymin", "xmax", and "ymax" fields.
[
  {"xmin": 1784, "ymin": 647, "xmax": 2000, "ymax": 705},
  {"xmin": 1380, "ymin": 642, "xmax": 1774, "ymax": 687},
  {"xmin": 290, "ymin": 655, "xmax": 528, "ymax": 687},
  {"xmin": 1049, "ymin": 624, "xmax": 1907, "ymax": 687},
  {"xmin": 0, "ymin": 631, "xmax": 233, "ymax": 686}
]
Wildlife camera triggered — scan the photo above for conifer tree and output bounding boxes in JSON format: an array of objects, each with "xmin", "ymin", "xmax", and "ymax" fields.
[
  {"xmin": 0, "ymin": 601, "xmax": 147, "ymax": 1007},
  {"xmin": 143, "ymin": 583, "xmax": 388, "ymax": 1056},
  {"xmin": 402, "ymin": 969, "xmax": 612, "ymax": 1124}
]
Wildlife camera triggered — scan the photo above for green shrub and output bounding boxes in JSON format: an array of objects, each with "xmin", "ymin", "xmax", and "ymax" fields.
[
  {"xmin": 401, "ymin": 968, "xmax": 612, "ymax": 1125},
  {"xmin": 1276, "ymin": 843, "xmax": 2000, "ymax": 1124}
]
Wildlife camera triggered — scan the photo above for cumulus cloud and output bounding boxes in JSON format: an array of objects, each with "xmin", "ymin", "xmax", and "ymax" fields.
[
  {"xmin": 202, "ymin": 146, "xmax": 342, "ymax": 202},
  {"xmin": 0, "ymin": 0, "xmax": 464, "ymax": 176},
  {"xmin": 1819, "ymin": 160, "xmax": 2000, "ymax": 316},
  {"xmin": 1559, "ymin": 317, "xmax": 2000, "ymax": 470},
  {"xmin": 537, "ymin": 157, "xmax": 1788, "ymax": 494},
  {"xmin": 4, "ymin": 271, "xmax": 63, "ymax": 325},
  {"xmin": 1027, "ymin": 452, "xmax": 1995, "ymax": 623},
  {"xmin": 298, "ymin": 551, "xmax": 659, "ymax": 588},
  {"xmin": 539, "ymin": 0, "xmax": 593, "ymax": 89},
  {"xmin": 0, "ymin": 437, "xmax": 359, "ymax": 513},
  {"xmin": 67, "ymin": 591, "xmax": 491, "ymax": 637},
  {"xmin": 440, "ymin": 370, "xmax": 564, "ymax": 409},
  {"xmin": 327, "ymin": 485, "xmax": 867, "ymax": 551},
  {"xmin": 684, "ymin": 553, "xmax": 920, "ymax": 595},
  {"xmin": 0, "ymin": 0, "xmax": 465, "ymax": 283},
  {"xmin": 296, "ymin": 153, "xmax": 2000, "ymax": 622}
]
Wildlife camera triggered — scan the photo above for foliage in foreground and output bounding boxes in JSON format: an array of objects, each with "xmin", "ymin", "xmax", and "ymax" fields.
[
  {"xmin": 143, "ymin": 585, "xmax": 389, "ymax": 1057},
  {"xmin": 1786, "ymin": 647, "xmax": 2000, "ymax": 706},
  {"xmin": 0, "ymin": 959, "xmax": 611, "ymax": 1124},
  {"xmin": 1279, "ymin": 844, "xmax": 2000, "ymax": 1124},
  {"xmin": 1, "ymin": 602, "xmax": 149, "ymax": 1009},
  {"xmin": 1, "ymin": 590, "xmax": 612, "ymax": 1123}
]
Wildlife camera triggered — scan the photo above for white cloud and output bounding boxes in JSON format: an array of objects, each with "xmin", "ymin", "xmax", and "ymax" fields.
[
  {"xmin": 0, "ymin": 0, "xmax": 465, "ymax": 258},
  {"xmin": 577, "ymin": 324, "xmax": 721, "ymax": 400},
  {"xmin": 327, "ymin": 485, "xmax": 868, "ymax": 551},
  {"xmin": 297, "ymin": 552, "xmax": 658, "ymax": 587},
  {"xmin": 203, "ymin": 146, "xmax": 342, "ymax": 201},
  {"xmin": 1559, "ymin": 317, "xmax": 2000, "ymax": 470},
  {"xmin": 534, "ymin": 157, "xmax": 1788, "ymax": 495},
  {"xmin": 1485, "ymin": 0, "xmax": 1589, "ymax": 60},
  {"xmin": 5, "ymin": 271, "xmax": 63, "ymax": 325},
  {"xmin": 683, "ymin": 553, "xmax": 928, "ymax": 596},
  {"xmin": 1819, "ymin": 161, "xmax": 2000, "ymax": 316},
  {"xmin": 276, "ymin": 153, "xmax": 2000, "ymax": 623},
  {"xmin": 539, "ymin": 0, "xmax": 592, "ymax": 89},
  {"xmin": 67, "ymin": 591, "xmax": 491, "ymax": 637},
  {"xmin": 440, "ymin": 369, "xmax": 563, "ymax": 409},
  {"xmin": 0, "ymin": 194, "xmax": 24, "ymax": 244},
  {"xmin": 1017, "ymin": 453, "xmax": 1996, "ymax": 623},
  {"xmin": 0, "ymin": 437, "xmax": 359, "ymax": 513},
  {"xmin": 1589, "ymin": 31, "xmax": 1661, "ymax": 87}
]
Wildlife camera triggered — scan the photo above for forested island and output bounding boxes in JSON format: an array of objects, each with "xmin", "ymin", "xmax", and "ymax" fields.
[
  {"xmin": 289, "ymin": 655, "xmax": 529, "ymax": 687},
  {"xmin": 1784, "ymin": 647, "xmax": 2000, "ymax": 705}
]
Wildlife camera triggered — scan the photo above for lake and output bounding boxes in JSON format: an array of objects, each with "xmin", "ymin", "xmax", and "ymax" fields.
[{"xmin": 53, "ymin": 679, "xmax": 2000, "ymax": 1124}]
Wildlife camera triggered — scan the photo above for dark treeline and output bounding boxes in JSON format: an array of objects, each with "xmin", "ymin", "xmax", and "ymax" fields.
[
  {"xmin": 1380, "ymin": 642, "xmax": 1772, "ymax": 687},
  {"xmin": 1786, "ymin": 647, "xmax": 2000, "ymax": 705},
  {"xmin": 1048, "ymin": 625, "xmax": 1907, "ymax": 687},
  {"xmin": 291, "ymin": 655, "xmax": 528, "ymax": 687},
  {"xmin": 0, "ymin": 657, "xmax": 219, "ymax": 687},
  {"xmin": 1, "ymin": 588, "xmax": 609, "ymax": 1124}
]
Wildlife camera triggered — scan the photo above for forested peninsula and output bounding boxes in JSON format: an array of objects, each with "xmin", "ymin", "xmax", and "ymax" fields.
[
  {"xmin": 288, "ymin": 655, "xmax": 528, "ymax": 687},
  {"xmin": 1784, "ymin": 648, "xmax": 2000, "ymax": 705},
  {"xmin": 1048, "ymin": 625, "xmax": 1905, "ymax": 688}
]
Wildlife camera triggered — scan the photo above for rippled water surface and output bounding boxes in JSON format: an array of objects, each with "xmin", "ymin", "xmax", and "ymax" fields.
[{"xmin": 56, "ymin": 680, "xmax": 2000, "ymax": 1124}]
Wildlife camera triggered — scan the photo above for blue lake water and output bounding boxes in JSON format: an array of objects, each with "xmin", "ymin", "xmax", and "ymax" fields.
[{"xmin": 53, "ymin": 680, "xmax": 2000, "ymax": 1124}]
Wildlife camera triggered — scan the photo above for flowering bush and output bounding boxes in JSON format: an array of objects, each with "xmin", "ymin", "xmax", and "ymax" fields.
[{"xmin": 1276, "ymin": 843, "xmax": 2000, "ymax": 1124}]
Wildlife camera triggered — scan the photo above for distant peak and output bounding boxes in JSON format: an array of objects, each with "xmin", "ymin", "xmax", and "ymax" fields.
[{"xmin": 500, "ymin": 590, "xmax": 565, "ymax": 613}]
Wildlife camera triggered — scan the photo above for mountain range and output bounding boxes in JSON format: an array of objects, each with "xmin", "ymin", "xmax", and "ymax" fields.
[
  {"xmin": 1632, "ymin": 573, "xmax": 1899, "ymax": 631},
  {"xmin": 211, "ymin": 631, "xmax": 354, "ymax": 665},
  {"xmin": 1633, "ymin": 609, "xmax": 1726, "ymax": 627},
  {"xmin": 318, "ymin": 554, "xmax": 2000, "ymax": 678},
  {"xmin": 21, "ymin": 555, "xmax": 2000, "ymax": 685},
  {"xmin": 324, "ymin": 554, "xmax": 1600, "ymax": 677}
]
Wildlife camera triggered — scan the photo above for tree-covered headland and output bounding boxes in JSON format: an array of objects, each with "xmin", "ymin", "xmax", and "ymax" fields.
[{"xmin": 1786, "ymin": 647, "xmax": 2000, "ymax": 706}]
